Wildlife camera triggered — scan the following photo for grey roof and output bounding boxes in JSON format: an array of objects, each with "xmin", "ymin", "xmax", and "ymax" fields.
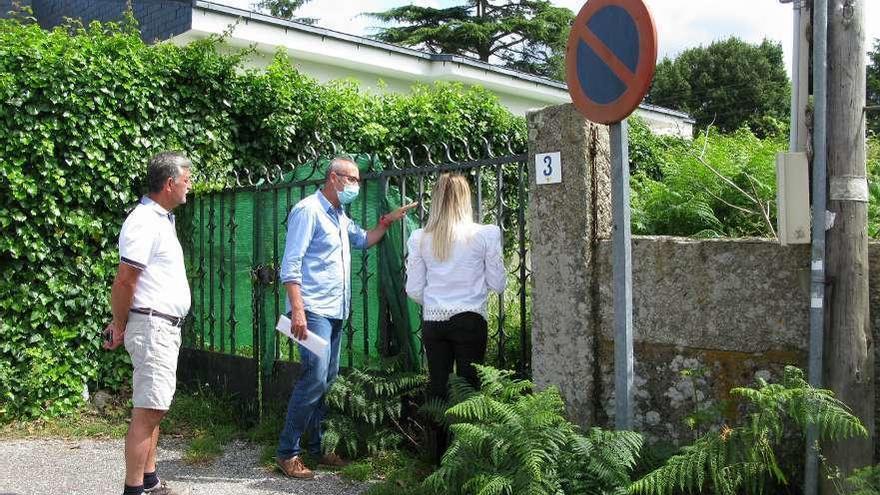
[{"xmin": 638, "ymin": 102, "xmax": 696, "ymax": 122}]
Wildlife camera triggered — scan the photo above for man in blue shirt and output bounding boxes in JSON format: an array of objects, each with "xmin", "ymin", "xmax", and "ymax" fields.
[{"xmin": 276, "ymin": 156, "xmax": 416, "ymax": 478}]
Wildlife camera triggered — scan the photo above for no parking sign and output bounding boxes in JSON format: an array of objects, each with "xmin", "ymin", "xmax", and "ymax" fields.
[{"xmin": 565, "ymin": 0, "xmax": 657, "ymax": 124}]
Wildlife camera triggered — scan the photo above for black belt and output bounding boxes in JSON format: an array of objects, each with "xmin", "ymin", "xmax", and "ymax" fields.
[{"xmin": 130, "ymin": 307, "xmax": 185, "ymax": 327}]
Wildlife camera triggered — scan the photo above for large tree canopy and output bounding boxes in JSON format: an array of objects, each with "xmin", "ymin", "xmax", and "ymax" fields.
[
  {"xmin": 645, "ymin": 37, "xmax": 790, "ymax": 137},
  {"xmin": 252, "ymin": 0, "xmax": 316, "ymax": 24},
  {"xmin": 365, "ymin": 0, "xmax": 572, "ymax": 80},
  {"xmin": 868, "ymin": 38, "xmax": 879, "ymax": 136}
]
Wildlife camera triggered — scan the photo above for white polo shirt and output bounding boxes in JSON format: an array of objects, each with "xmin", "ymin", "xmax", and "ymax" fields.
[{"xmin": 119, "ymin": 196, "xmax": 191, "ymax": 318}]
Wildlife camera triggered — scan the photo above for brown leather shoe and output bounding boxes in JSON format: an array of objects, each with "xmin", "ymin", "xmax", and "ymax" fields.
[
  {"xmin": 277, "ymin": 455, "xmax": 315, "ymax": 479},
  {"xmin": 318, "ymin": 452, "xmax": 350, "ymax": 467}
]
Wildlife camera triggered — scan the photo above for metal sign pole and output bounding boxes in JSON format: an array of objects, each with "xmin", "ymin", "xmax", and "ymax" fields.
[
  {"xmin": 611, "ymin": 119, "xmax": 634, "ymax": 430},
  {"xmin": 805, "ymin": 0, "xmax": 827, "ymax": 492},
  {"xmin": 565, "ymin": 0, "xmax": 654, "ymax": 432}
]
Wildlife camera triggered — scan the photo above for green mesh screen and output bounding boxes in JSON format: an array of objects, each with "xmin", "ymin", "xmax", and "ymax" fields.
[{"xmin": 180, "ymin": 155, "xmax": 422, "ymax": 375}]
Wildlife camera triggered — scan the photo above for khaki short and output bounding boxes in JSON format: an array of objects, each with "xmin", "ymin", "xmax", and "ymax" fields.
[{"xmin": 124, "ymin": 313, "xmax": 182, "ymax": 410}]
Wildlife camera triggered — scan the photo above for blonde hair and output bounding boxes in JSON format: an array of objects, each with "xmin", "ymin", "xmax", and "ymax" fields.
[{"xmin": 423, "ymin": 173, "xmax": 474, "ymax": 261}]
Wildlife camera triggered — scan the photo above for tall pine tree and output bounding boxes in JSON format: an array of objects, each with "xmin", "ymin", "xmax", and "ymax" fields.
[{"xmin": 366, "ymin": 1, "xmax": 572, "ymax": 80}]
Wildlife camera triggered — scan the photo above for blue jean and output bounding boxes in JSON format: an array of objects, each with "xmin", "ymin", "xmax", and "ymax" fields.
[{"xmin": 277, "ymin": 311, "xmax": 344, "ymax": 459}]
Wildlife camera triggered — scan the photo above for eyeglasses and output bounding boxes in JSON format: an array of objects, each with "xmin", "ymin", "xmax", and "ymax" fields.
[{"xmin": 334, "ymin": 172, "xmax": 361, "ymax": 184}]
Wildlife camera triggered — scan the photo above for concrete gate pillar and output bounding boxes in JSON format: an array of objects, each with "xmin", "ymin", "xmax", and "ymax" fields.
[{"xmin": 527, "ymin": 103, "xmax": 612, "ymax": 428}]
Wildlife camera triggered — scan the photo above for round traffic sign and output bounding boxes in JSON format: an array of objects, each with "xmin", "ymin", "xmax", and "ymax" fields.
[{"xmin": 565, "ymin": 0, "xmax": 658, "ymax": 124}]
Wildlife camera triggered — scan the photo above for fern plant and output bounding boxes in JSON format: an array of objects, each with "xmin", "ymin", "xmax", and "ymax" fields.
[
  {"xmin": 629, "ymin": 125, "xmax": 783, "ymax": 238},
  {"xmin": 423, "ymin": 364, "xmax": 642, "ymax": 495},
  {"xmin": 559, "ymin": 427, "xmax": 644, "ymax": 495},
  {"xmin": 322, "ymin": 356, "xmax": 426, "ymax": 458},
  {"xmin": 630, "ymin": 366, "xmax": 869, "ymax": 495},
  {"xmin": 846, "ymin": 464, "xmax": 880, "ymax": 495}
]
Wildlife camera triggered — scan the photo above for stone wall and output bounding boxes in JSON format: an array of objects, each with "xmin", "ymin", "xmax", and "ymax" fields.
[
  {"xmin": 593, "ymin": 237, "xmax": 811, "ymax": 444},
  {"xmin": 528, "ymin": 103, "xmax": 877, "ymax": 461}
]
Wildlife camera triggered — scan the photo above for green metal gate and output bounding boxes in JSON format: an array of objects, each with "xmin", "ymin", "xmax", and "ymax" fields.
[{"xmin": 177, "ymin": 141, "xmax": 531, "ymax": 406}]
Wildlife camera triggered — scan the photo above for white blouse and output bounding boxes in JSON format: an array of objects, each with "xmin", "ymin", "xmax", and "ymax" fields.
[{"xmin": 405, "ymin": 223, "xmax": 507, "ymax": 321}]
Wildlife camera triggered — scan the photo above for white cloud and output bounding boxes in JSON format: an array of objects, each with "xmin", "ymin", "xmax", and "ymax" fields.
[
  {"xmin": 647, "ymin": 1, "xmax": 792, "ymax": 59},
  {"xmin": 558, "ymin": 0, "xmax": 794, "ymax": 67}
]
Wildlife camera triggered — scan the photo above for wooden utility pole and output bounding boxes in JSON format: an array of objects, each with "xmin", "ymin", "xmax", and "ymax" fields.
[{"xmin": 824, "ymin": 0, "xmax": 874, "ymax": 488}]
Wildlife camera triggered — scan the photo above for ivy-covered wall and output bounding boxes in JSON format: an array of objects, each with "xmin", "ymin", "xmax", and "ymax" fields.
[{"xmin": 0, "ymin": 17, "xmax": 525, "ymax": 421}]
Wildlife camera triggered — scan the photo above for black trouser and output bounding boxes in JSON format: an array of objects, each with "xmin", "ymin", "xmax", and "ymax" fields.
[{"xmin": 422, "ymin": 311, "xmax": 488, "ymax": 462}]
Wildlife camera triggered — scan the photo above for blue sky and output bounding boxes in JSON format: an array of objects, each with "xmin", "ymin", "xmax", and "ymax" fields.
[{"xmin": 218, "ymin": 0, "xmax": 880, "ymax": 76}]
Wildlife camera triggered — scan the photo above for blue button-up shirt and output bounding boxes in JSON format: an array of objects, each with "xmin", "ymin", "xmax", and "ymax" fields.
[{"xmin": 280, "ymin": 190, "xmax": 368, "ymax": 319}]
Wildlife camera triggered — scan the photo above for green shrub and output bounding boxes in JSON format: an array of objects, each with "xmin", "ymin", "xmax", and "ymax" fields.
[
  {"xmin": 630, "ymin": 127, "xmax": 880, "ymax": 240},
  {"xmin": 420, "ymin": 365, "xmax": 867, "ymax": 495},
  {"xmin": 0, "ymin": 16, "xmax": 524, "ymax": 422},
  {"xmin": 341, "ymin": 461, "xmax": 373, "ymax": 481}
]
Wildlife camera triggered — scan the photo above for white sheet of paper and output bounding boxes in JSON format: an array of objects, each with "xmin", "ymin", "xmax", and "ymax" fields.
[{"xmin": 275, "ymin": 314, "xmax": 329, "ymax": 357}]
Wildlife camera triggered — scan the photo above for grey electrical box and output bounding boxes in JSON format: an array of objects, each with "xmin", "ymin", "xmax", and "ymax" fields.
[{"xmin": 776, "ymin": 152, "xmax": 810, "ymax": 245}]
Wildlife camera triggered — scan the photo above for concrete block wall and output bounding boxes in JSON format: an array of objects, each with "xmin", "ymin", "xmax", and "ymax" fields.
[{"xmin": 25, "ymin": 0, "xmax": 191, "ymax": 42}]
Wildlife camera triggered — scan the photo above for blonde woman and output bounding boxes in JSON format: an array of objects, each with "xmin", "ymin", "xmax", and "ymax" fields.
[{"xmin": 405, "ymin": 173, "xmax": 506, "ymax": 458}]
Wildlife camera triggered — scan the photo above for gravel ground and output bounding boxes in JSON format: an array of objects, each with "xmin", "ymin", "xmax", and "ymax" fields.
[{"xmin": 0, "ymin": 438, "xmax": 369, "ymax": 495}]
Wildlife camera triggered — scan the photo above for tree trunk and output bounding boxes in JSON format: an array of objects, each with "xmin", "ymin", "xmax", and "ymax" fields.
[
  {"xmin": 476, "ymin": 0, "xmax": 490, "ymax": 62},
  {"xmin": 823, "ymin": 0, "xmax": 874, "ymax": 491}
]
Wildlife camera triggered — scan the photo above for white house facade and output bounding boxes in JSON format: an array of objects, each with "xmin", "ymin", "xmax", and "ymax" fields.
[{"xmin": 181, "ymin": 2, "xmax": 695, "ymax": 137}]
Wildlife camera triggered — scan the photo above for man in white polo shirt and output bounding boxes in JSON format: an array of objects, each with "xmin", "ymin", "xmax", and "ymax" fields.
[{"xmin": 103, "ymin": 151, "xmax": 192, "ymax": 495}]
